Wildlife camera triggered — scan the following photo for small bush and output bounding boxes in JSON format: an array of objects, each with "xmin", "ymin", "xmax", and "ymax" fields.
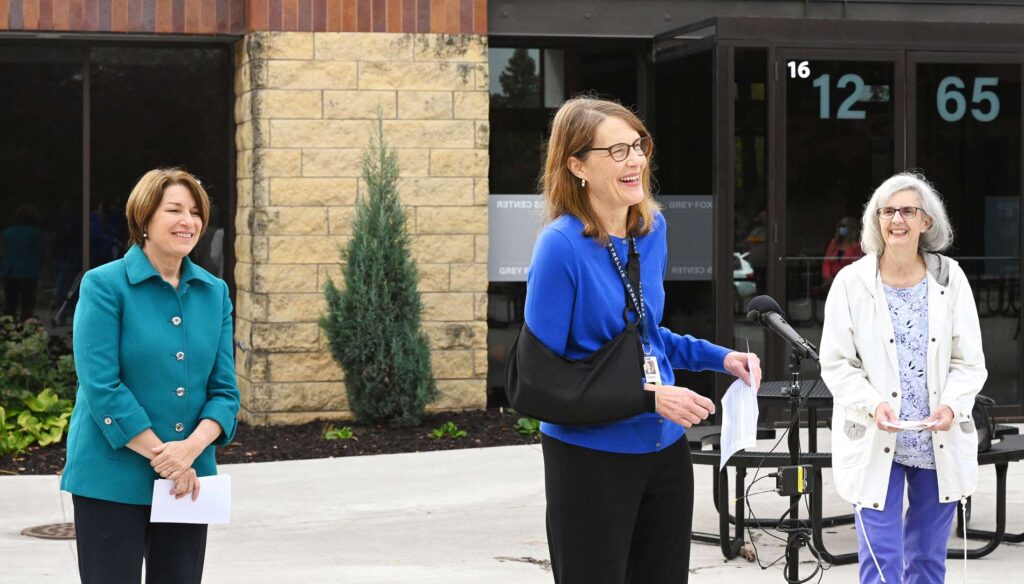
[
  {"xmin": 0, "ymin": 317, "xmax": 76, "ymax": 406},
  {"xmin": 320, "ymin": 120, "xmax": 437, "ymax": 427}
]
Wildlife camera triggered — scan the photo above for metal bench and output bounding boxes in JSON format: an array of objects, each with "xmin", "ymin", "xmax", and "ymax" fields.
[
  {"xmin": 690, "ymin": 446, "xmax": 856, "ymax": 563},
  {"xmin": 948, "ymin": 432, "xmax": 1024, "ymax": 558},
  {"xmin": 690, "ymin": 430, "xmax": 1024, "ymax": 563}
]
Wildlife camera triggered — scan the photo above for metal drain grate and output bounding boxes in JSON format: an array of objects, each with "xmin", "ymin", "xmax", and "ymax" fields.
[{"xmin": 22, "ymin": 523, "xmax": 76, "ymax": 540}]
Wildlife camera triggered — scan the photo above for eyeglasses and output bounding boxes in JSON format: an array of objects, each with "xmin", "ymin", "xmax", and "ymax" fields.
[
  {"xmin": 576, "ymin": 136, "xmax": 652, "ymax": 162},
  {"xmin": 877, "ymin": 206, "xmax": 925, "ymax": 220}
]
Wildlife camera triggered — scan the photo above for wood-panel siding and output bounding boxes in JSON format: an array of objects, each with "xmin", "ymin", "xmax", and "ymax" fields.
[{"xmin": 0, "ymin": 0, "xmax": 485, "ymax": 34}]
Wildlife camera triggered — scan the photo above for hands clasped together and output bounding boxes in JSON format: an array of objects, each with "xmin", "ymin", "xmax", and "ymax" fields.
[
  {"xmin": 151, "ymin": 440, "xmax": 203, "ymax": 501},
  {"xmin": 646, "ymin": 351, "xmax": 762, "ymax": 428}
]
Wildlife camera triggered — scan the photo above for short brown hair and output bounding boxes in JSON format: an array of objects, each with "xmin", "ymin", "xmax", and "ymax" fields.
[
  {"xmin": 542, "ymin": 96, "xmax": 660, "ymax": 243},
  {"xmin": 125, "ymin": 168, "xmax": 211, "ymax": 247}
]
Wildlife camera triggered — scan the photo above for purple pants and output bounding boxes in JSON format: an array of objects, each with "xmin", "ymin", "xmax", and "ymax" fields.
[{"xmin": 853, "ymin": 462, "xmax": 957, "ymax": 584}]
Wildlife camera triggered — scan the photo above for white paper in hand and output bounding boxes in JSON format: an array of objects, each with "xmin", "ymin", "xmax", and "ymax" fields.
[
  {"xmin": 748, "ymin": 346, "xmax": 760, "ymax": 392},
  {"xmin": 720, "ymin": 378, "xmax": 760, "ymax": 472},
  {"xmin": 150, "ymin": 474, "xmax": 231, "ymax": 524},
  {"xmin": 882, "ymin": 420, "xmax": 938, "ymax": 431}
]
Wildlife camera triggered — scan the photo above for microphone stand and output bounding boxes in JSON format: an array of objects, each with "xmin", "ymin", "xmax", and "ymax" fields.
[
  {"xmin": 781, "ymin": 343, "xmax": 818, "ymax": 583},
  {"xmin": 784, "ymin": 347, "xmax": 807, "ymax": 582}
]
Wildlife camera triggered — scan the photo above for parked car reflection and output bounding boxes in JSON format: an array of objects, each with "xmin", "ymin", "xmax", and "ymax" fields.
[{"xmin": 734, "ymin": 251, "xmax": 757, "ymax": 313}]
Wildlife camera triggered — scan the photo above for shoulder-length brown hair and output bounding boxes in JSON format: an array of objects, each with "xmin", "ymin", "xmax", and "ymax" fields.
[
  {"xmin": 542, "ymin": 96, "xmax": 660, "ymax": 244},
  {"xmin": 125, "ymin": 168, "xmax": 211, "ymax": 248}
]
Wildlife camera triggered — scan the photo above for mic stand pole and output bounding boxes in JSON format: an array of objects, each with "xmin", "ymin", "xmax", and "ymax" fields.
[{"xmin": 783, "ymin": 347, "xmax": 807, "ymax": 583}]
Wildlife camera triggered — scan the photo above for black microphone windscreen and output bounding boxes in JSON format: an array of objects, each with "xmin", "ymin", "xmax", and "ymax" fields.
[{"xmin": 747, "ymin": 295, "xmax": 784, "ymax": 316}]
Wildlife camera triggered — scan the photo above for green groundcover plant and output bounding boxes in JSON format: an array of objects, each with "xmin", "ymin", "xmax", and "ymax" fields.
[
  {"xmin": 1, "ymin": 388, "xmax": 73, "ymax": 456},
  {"xmin": 0, "ymin": 317, "xmax": 77, "ymax": 456}
]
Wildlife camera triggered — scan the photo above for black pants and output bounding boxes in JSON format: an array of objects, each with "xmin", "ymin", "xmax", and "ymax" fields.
[
  {"xmin": 72, "ymin": 495, "xmax": 207, "ymax": 584},
  {"xmin": 542, "ymin": 434, "xmax": 695, "ymax": 584},
  {"xmin": 2, "ymin": 277, "xmax": 36, "ymax": 321}
]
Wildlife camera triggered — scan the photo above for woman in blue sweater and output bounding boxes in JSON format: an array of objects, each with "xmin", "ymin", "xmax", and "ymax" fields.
[{"xmin": 528, "ymin": 97, "xmax": 760, "ymax": 583}]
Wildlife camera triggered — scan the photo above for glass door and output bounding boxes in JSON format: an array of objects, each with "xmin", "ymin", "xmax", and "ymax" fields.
[
  {"xmin": 774, "ymin": 50, "xmax": 905, "ymax": 378},
  {"xmin": 909, "ymin": 53, "xmax": 1023, "ymax": 412},
  {"xmin": 0, "ymin": 45, "xmax": 84, "ymax": 329},
  {"xmin": 0, "ymin": 41, "xmax": 233, "ymax": 334}
]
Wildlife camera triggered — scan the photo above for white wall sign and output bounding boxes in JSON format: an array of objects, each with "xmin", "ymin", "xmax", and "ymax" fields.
[{"xmin": 487, "ymin": 194, "xmax": 714, "ymax": 282}]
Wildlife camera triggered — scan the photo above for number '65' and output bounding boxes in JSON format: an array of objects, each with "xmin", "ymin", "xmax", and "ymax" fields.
[{"xmin": 937, "ymin": 76, "xmax": 999, "ymax": 123}]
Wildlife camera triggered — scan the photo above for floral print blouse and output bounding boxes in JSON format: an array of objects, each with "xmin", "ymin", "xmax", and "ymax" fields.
[{"xmin": 884, "ymin": 277, "xmax": 935, "ymax": 469}]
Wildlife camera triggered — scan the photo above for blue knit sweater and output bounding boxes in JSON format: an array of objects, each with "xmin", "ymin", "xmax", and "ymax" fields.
[{"xmin": 524, "ymin": 213, "xmax": 731, "ymax": 454}]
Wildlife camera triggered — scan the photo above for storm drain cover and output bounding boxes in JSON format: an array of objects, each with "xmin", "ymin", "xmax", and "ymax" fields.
[{"xmin": 22, "ymin": 523, "xmax": 75, "ymax": 540}]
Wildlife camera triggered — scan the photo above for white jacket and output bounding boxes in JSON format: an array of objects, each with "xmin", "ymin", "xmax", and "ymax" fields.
[{"xmin": 820, "ymin": 253, "xmax": 987, "ymax": 510}]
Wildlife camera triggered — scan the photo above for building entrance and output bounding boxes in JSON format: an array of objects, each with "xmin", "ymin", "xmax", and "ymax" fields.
[
  {"xmin": 655, "ymin": 18, "xmax": 1024, "ymax": 415},
  {"xmin": 0, "ymin": 41, "xmax": 234, "ymax": 331}
]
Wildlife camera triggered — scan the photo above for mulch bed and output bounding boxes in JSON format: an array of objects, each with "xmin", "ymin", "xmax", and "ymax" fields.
[{"xmin": 0, "ymin": 409, "xmax": 540, "ymax": 476}]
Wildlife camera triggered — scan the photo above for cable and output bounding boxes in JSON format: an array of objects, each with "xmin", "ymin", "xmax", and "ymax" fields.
[
  {"xmin": 740, "ymin": 360, "xmax": 827, "ymax": 583},
  {"xmin": 855, "ymin": 505, "xmax": 886, "ymax": 582},
  {"xmin": 803, "ymin": 495, "xmax": 832, "ymax": 575},
  {"xmin": 775, "ymin": 502, "xmax": 824, "ymax": 584},
  {"xmin": 960, "ymin": 497, "xmax": 968, "ymax": 583}
]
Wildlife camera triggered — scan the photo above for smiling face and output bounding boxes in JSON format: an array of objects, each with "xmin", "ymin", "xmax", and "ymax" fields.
[
  {"xmin": 880, "ymin": 188, "xmax": 931, "ymax": 253},
  {"xmin": 144, "ymin": 183, "xmax": 203, "ymax": 261},
  {"xmin": 570, "ymin": 115, "xmax": 648, "ymax": 220}
]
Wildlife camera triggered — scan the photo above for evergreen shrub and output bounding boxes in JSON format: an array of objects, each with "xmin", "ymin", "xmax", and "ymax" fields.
[{"xmin": 320, "ymin": 121, "xmax": 437, "ymax": 426}]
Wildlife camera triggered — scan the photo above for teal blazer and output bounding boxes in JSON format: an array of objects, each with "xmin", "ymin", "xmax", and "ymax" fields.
[{"xmin": 61, "ymin": 244, "xmax": 240, "ymax": 505}]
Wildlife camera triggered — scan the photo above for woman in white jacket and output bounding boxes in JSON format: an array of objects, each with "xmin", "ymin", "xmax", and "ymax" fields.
[{"xmin": 820, "ymin": 172, "xmax": 987, "ymax": 584}]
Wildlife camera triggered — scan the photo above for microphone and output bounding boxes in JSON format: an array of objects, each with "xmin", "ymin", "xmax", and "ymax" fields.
[{"xmin": 746, "ymin": 295, "xmax": 819, "ymax": 361}]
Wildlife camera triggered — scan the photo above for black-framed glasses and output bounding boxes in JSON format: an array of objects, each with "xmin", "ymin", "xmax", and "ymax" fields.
[
  {"xmin": 576, "ymin": 136, "xmax": 652, "ymax": 162},
  {"xmin": 877, "ymin": 206, "xmax": 925, "ymax": 220}
]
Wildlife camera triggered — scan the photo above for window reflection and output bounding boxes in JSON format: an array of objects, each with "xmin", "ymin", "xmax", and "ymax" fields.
[
  {"xmin": 0, "ymin": 47, "xmax": 83, "ymax": 328},
  {"xmin": 915, "ymin": 62, "xmax": 1022, "ymax": 406},
  {"xmin": 0, "ymin": 43, "xmax": 231, "ymax": 333},
  {"xmin": 734, "ymin": 49, "xmax": 769, "ymax": 360},
  {"xmin": 785, "ymin": 59, "xmax": 895, "ymax": 375},
  {"xmin": 486, "ymin": 43, "xmax": 640, "ymax": 406}
]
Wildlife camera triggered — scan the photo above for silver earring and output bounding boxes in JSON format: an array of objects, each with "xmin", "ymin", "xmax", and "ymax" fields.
[
  {"xmin": 581, "ymin": 178, "xmax": 586, "ymax": 188},
  {"xmin": 143, "ymin": 232, "xmax": 148, "ymax": 238}
]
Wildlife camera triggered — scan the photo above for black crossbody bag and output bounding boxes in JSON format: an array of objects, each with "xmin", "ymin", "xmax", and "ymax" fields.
[{"xmin": 504, "ymin": 237, "xmax": 656, "ymax": 425}]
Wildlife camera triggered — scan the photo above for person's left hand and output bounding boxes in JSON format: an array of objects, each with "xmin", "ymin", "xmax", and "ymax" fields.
[
  {"xmin": 171, "ymin": 468, "xmax": 201, "ymax": 501},
  {"xmin": 724, "ymin": 351, "xmax": 762, "ymax": 391},
  {"xmin": 924, "ymin": 405, "xmax": 955, "ymax": 432},
  {"xmin": 151, "ymin": 440, "xmax": 202, "ymax": 480}
]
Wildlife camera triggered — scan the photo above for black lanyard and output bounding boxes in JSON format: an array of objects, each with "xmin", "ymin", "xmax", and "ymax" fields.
[{"xmin": 607, "ymin": 237, "xmax": 652, "ymax": 353}]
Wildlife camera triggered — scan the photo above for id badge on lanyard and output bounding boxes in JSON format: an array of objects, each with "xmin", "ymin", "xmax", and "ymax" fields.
[
  {"xmin": 608, "ymin": 237, "xmax": 660, "ymax": 385},
  {"xmin": 643, "ymin": 355, "xmax": 662, "ymax": 385}
]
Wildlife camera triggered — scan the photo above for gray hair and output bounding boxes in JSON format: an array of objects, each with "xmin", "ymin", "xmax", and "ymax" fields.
[{"xmin": 860, "ymin": 172, "xmax": 953, "ymax": 255}]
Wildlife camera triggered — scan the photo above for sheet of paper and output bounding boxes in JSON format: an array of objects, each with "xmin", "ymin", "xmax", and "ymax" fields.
[
  {"xmin": 150, "ymin": 474, "xmax": 231, "ymax": 525},
  {"xmin": 746, "ymin": 340, "xmax": 760, "ymax": 392},
  {"xmin": 719, "ymin": 378, "xmax": 760, "ymax": 471},
  {"xmin": 882, "ymin": 420, "xmax": 938, "ymax": 431}
]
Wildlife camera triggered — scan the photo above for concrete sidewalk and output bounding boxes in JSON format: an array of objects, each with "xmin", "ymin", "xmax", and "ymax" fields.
[{"xmin": 2, "ymin": 431, "xmax": 1022, "ymax": 583}]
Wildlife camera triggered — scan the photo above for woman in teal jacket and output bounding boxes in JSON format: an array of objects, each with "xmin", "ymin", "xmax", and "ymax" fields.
[{"xmin": 61, "ymin": 168, "xmax": 240, "ymax": 584}]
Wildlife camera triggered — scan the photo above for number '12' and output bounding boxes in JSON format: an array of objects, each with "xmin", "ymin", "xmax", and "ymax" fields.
[{"xmin": 811, "ymin": 73, "xmax": 867, "ymax": 120}]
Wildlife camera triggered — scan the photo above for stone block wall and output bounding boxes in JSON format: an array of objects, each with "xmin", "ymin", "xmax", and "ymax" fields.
[{"xmin": 234, "ymin": 31, "xmax": 489, "ymax": 425}]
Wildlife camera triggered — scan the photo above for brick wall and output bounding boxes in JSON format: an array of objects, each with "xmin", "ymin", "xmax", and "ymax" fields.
[
  {"xmin": 0, "ymin": 1, "xmax": 485, "ymax": 34},
  {"xmin": 233, "ymin": 31, "xmax": 489, "ymax": 424}
]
